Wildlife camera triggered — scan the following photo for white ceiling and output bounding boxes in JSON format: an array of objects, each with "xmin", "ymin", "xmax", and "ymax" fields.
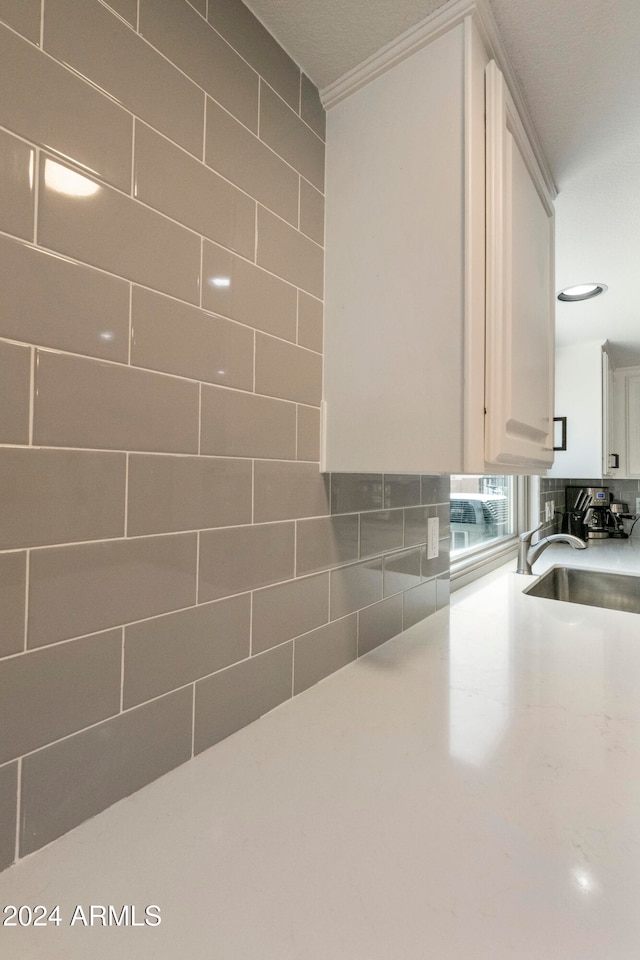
[{"xmin": 246, "ymin": 0, "xmax": 640, "ymax": 365}]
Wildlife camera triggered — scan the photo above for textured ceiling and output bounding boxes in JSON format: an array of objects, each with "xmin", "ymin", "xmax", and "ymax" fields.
[{"xmin": 245, "ymin": 0, "xmax": 640, "ymax": 360}]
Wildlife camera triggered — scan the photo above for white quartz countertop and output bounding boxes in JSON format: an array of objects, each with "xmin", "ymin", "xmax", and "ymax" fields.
[{"xmin": 2, "ymin": 539, "xmax": 640, "ymax": 959}]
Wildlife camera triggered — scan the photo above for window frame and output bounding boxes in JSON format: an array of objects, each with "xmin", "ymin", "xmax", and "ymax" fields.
[{"xmin": 450, "ymin": 475, "xmax": 532, "ymax": 591}]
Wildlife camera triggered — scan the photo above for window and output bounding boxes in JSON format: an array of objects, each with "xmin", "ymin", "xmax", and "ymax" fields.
[{"xmin": 450, "ymin": 475, "xmax": 516, "ymax": 558}]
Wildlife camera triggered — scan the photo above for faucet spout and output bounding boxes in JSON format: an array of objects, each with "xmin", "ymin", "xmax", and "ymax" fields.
[{"xmin": 516, "ymin": 525, "xmax": 588, "ymax": 575}]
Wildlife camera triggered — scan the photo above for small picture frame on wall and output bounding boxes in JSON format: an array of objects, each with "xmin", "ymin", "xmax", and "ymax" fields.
[{"xmin": 553, "ymin": 417, "xmax": 567, "ymax": 451}]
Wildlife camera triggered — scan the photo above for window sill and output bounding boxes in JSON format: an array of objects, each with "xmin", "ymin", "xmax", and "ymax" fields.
[{"xmin": 450, "ymin": 535, "xmax": 518, "ymax": 591}]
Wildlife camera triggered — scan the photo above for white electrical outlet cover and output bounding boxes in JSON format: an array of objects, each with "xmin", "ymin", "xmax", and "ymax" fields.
[{"xmin": 427, "ymin": 517, "xmax": 439, "ymax": 559}]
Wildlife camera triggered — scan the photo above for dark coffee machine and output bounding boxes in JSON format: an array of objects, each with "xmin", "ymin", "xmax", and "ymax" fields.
[{"xmin": 565, "ymin": 485, "xmax": 609, "ymax": 539}]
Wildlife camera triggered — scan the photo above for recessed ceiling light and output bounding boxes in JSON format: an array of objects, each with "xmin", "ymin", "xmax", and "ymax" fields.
[{"xmin": 557, "ymin": 283, "xmax": 608, "ymax": 302}]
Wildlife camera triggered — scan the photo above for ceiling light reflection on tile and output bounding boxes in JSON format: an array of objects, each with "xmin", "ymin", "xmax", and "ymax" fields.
[
  {"xmin": 209, "ymin": 276, "xmax": 231, "ymax": 288},
  {"xmin": 44, "ymin": 159, "xmax": 100, "ymax": 198}
]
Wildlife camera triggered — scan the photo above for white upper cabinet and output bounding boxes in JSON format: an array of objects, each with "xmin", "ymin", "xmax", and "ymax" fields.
[
  {"xmin": 484, "ymin": 61, "xmax": 555, "ymax": 470},
  {"xmin": 321, "ymin": 0, "xmax": 556, "ymax": 474}
]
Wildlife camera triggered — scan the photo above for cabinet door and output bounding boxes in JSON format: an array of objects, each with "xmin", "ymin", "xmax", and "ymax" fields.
[
  {"xmin": 626, "ymin": 375, "xmax": 640, "ymax": 476},
  {"xmin": 602, "ymin": 347, "xmax": 621, "ymax": 476},
  {"xmin": 484, "ymin": 61, "xmax": 555, "ymax": 469}
]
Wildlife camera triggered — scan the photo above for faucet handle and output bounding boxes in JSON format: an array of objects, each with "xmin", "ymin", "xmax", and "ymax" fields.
[{"xmin": 518, "ymin": 522, "xmax": 543, "ymax": 544}]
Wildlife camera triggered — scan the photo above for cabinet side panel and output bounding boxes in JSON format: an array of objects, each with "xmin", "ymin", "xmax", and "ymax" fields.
[{"xmin": 323, "ymin": 26, "xmax": 466, "ymax": 474}]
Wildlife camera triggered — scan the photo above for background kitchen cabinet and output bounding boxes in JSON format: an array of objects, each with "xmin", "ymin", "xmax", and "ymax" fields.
[
  {"xmin": 548, "ymin": 341, "xmax": 608, "ymax": 479},
  {"xmin": 612, "ymin": 365, "xmax": 640, "ymax": 479},
  {"xmin": 550, "ymin": 344, "xmax": 640, "ymax": 481},
  {"xmin": 321, "ymin": 0, "xmax": 556, "ymax": 475}
]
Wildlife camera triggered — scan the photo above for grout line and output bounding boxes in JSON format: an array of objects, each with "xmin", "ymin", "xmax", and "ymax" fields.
[
  {"xmin": 31, "ymin": 148, "xmax": 39, "ymax": 245},
  {"xmin": 248, "ymin": 590, "xmax": 254, "ymax": 656},
  {"xmin": 190, "ymin": 682, "xmax": 196, "ymax": 758},
  {"xmin": 257, "ymin": 78, "xmax": 261, "ymax": 139},
  {"xmin": 14, "ymin": 758, "xmax": 22, "ymax": 863},
  {"xmin": 294, "ymin": 404, "xmax": 299, "ymax": 460},
  {"xmin": 39, "ymin": 0, "xmax": 44, "ymax": 47},
  {"xmin": 197, "ymin": 382, "xmax": 202, "ymax": 455},
  {"xmin": 119, "ymin": 627, "xmax": 125, "ymax": 713},
  {"xmin": 252, "ymin": 330, "xmax": 257, "ymax": 393},
  {"xmin": 291, "ymin": 634, "xmax": 295, "ymax": 698},
  {"xmin": 195, "ymin": 531, "xmax": 200, "ymax": 604},
  {"xmin": 251, "ymin": 459, "xmax": 255, "ymax": 525},
  {"xmin": 127, "ymin": 283, "xmax": 133, "ymax": 364},
  {"xmin": 123, "ymin": 452, "xmax": 129, "ymax": 536},
  {"xmin": 23, "ymin": 550, "xmax": 30, "ymax": 653},
  {"xmin": 28, "ymin": 348, "xmax": 35, "ymax": 446},
  {"xmin": 199, "ymin": 237, "xmax": 204, "ymax": 309},
  {"xmin": 254, "ymin": 204, "xmax": 259, "ymax": 263},
  {"xmin": 202, "ymin": 91, "xmax": 207, "ymax": 162},
  {"xmin": 130, "ymin": 117, "xmax": 136, "ymax": 198}
]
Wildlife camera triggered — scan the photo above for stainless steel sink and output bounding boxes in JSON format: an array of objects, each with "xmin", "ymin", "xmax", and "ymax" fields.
[{"xmin": 524, "ymin": 566, "xmax": 640, "ymax": 614}]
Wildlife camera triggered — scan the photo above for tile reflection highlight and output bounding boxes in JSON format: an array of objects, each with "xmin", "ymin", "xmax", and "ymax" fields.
[{"xmin": 44, "ymin": 159, "xmax": 100, "ymax": 198}]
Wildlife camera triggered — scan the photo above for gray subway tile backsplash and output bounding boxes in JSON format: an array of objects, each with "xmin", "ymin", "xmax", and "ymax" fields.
[
  {"xmin": 139, "ymin": 0, "xmax": 258, "ymax": 131},
  {"xmin": 0, "ymin": 448, "xmax": 126, "ymax": 549},
  {"xmin": 207, "ymin": 0, "xmax": 300, "ymax": 111},
  {"xmin": 296, "ymin": 405, "xmax": 321, "ymax": 462},
  {"xmin": 255, "ymin": 333, "xmax": 322, "ymax": 406},
  {"xmin": 0, "ymin": 0, "xmax": 450, "ymax": 872},
  {"xmin": 44, "ymin": 0, "xmax": 204, "ymax": 158},
  {"xmin": 33, "ymin": 351, "xmax": 200, "ymax": 454},
  {"xmin": 331, "ymin": 474, "xmax": 384, "ymax": 514},
  {"xmin": 131, "ymin": 286, "xmax": 255, "ymax": 390},
  {"xmin": 360, "ymin": 510, "xmax": 405, "ymax": 559},
  {"xmin": 301, "ymin": 73, "xmax": 327, "ymax": 140},
  {"xmin": 0, "ymin": 0, "xmax": 41, "ymax": 42},
  {"xmin": 20, "ymin": 687, "xmax": 193, "ymax": 857},
  {"xmin": 199, "ymin": 522, "xmax": 295, "ymax": 602},
  {"xmin": 253, "ymin": 460, "xmax": 330, "ymax": 522},
  {"xmin": 293, "ymin": 615, "xmax": 358, "ymax": 695},
  {"xmin": 259, "ymin": 83, "xmax": 325, "ymax": 190},
  {"xmin": 297, "ymin": 291, "xmax": 323, "ymax": 353},
  {"xmin": 127, "ymin": 454, "xmax": 252, "ymax": 537},
  {"xmin": 0, "ymin": 129, "xmax": 34, "ymax": 241},
  {"xmin": 384, "ymin": 474, "xmax": 422, "ymax": 509},
  {"xmin": 200, "ymin": 385, "xmax": 297, "ymax": 460},
  {"xmin": 358, "ymin": 595, "xmax": 403, "ymax": 656},
  {"xmin": 383, "ymin": 547, "xmax": 423, "ymax": 598},
  {"xmin": 124, "ymin": 594, "xmax": 251, "ymax": 708},
  {"xmin": 0, "ymin": 235, "xmax": 130, "ymax": 363},
  {"xmin": 202, "ymin": 240, "xmax": 298, "ymax": 341},
  {"xmin": 194, "ymin": 643, "xmax": 293, "ymax": 754},
  {"xmin": 251, "ymin": 573, "xmax": 330, "ymax": 655},
  {"xmin": 28, "ymin": 534, "xmax": 198, "ymax": 648},
  {"xmin": 1, "ymin": 24, "xmax": 133, "ymax": 192},
  {"xmin": 0, "ymin": 340, "xmax": 30, "ymax": 445},
  {"xmin": 134, "ymin": 122, "xmax": 256, "ymax": 259},
  {"xmin": 403, "ymin": 579, "xmax": 438, "ymax": 629},
  {"xmin": 257, "ymin": 206, "xmax": 324, "ymax": 298},
  {"xmin": 330, "ymin": 557, "xmax": 384, "ymax": 620},
  {"xmin": 296, "ymin": 514, "xmax": 360, "ymax": 576},
  {"xmin": 0, "ymin": 762, "xmax": 17, "ymax": 872},
  {"xmin": 0, "ymin": 629, "xmax": 122, "ymax": 766},
  {"xmin": 0, "ymin": 553, "xmax": 26, "ymax": 660},
  {"xmin": 38, "ymin": 154, "xmax": 201, "ymax": 303},
  {"xmin": 205, "ymin": 97, "xmax": 298, "ymax": 225}
]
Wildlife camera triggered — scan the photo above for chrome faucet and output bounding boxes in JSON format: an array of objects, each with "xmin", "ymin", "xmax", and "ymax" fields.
[{"xmin": 516, "ymin": 523, "xmax": 587, "ymax": 575}]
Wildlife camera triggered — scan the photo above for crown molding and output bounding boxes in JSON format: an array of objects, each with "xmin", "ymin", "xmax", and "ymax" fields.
[{"xmin": 320, "ymin": 0, "xmax": 557, "ymax": 197}]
